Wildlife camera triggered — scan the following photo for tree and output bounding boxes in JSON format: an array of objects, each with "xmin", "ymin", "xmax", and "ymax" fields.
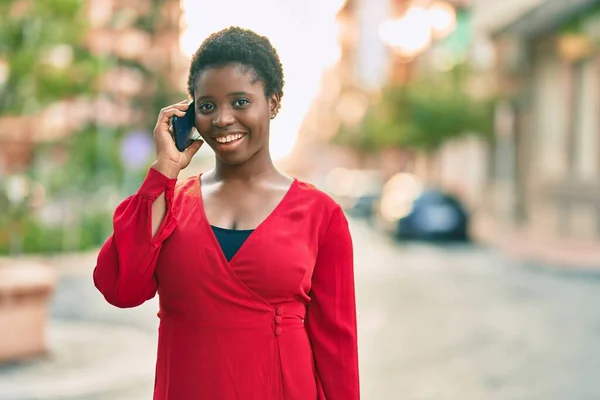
[
  {"xmin": 0, "ymin": 0, "xmax": 186, "ymax": 254},
  {"xmin": 0, "ymin": 0, "xmax": 105, "ymax": 115},
  {"xmin": 334, "ymin": 63, "xmax": 495, "ymax": 154}
]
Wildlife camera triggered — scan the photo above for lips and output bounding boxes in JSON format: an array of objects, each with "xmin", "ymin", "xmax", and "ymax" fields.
[
  {"xmin": 210, "ymin": 132, "xmax": 248, "ymax": 151},
  {"xmin": 212, "ymin": 132, "xmax": 247, "ymax": 144}
]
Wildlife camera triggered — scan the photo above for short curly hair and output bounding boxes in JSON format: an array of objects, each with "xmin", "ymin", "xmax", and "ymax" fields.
[{"xmin": 187, "ymin": 27, "xmax": 285, "ymax": 103}]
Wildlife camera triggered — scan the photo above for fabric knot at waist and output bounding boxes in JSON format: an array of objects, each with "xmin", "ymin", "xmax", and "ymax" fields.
[{"xmin": 272, "ymin": 302, "xmax": 306, "ymax": 336}]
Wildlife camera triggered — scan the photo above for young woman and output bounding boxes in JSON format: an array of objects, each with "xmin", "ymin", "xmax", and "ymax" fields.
[{"xmin": 94, "ymin": 27, "xmax": 360, "ymax": 400}]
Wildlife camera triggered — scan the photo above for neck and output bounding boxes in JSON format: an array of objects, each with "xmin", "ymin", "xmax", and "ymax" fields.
[{"xmin": 213, "ymin": 147, "xmax": 277, "ymax": 182}]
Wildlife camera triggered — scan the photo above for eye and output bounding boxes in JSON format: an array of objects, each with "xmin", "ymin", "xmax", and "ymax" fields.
[
  {"xmin": 198, "ymin": 103, "xmax": 215, "ymax": 113},
  {"xmin": 233, "ymin": 98, "xmax": 250, "ymax": 108}
]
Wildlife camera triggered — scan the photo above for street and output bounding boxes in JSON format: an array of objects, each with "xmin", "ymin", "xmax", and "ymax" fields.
[{"xmin": 2, "ymin": 217, "xmax": 600, "ymax": 400}]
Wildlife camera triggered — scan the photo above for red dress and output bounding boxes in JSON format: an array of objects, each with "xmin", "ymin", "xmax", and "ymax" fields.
[{"xmin": 93, "ymin": 168, "xmax": 360, "ymax": 400}]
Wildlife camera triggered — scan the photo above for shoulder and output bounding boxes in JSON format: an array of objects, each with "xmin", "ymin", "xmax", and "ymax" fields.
[
  {"xmin": 292, "ymin": 179, "xmax": 351, "ymax": 247},
  {"xmin": 173, "ymin": 174, "xmax": 201, "ymax": 203},
  {"xmin": 293, "ymin": 179, "xmax": 341, "ymax": 214},
  {"xmin": 291, "ymin": 179, "xmax": 346, "ymax": 237}
]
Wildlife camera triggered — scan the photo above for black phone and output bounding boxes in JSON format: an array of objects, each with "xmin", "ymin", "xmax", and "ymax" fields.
[{"xmin": 172, "ymin": 100, "xmax": 197, "ymax": 152}]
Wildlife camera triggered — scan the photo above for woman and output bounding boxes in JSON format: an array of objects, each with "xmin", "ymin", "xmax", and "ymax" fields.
[{"xmin": 94, "ymin": 27, "xmax": 359, "ymax": 400}]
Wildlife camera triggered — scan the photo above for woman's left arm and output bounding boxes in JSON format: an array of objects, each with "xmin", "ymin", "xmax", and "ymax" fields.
[{"xmin": 306, "ymin": 205, "xmax": 360, "ymax": 400}]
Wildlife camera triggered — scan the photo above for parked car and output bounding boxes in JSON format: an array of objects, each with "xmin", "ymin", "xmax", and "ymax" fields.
[{"xmin": 375, "ymin": 173, "xmax": 470, "ymax": 241}]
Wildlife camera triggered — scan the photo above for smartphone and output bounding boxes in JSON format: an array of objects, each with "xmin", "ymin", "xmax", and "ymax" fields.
[{"xmin": 172, "ymin": 100, "xmax": 198, "ymax": 152}]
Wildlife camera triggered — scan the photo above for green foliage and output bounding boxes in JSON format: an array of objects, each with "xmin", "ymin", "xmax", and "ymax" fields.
[
  {"xmin": 0, "ymin": 0, "xmax": 183, "ymax": 254},
  {"xmin": 334, "ymin": 64, "xmax": 495, "ymax": 153},
  {"xmin": 0, "ymin": 210, "xmax": 113, "ymax": 254},
  {"xmin": 0, "ymin": 0, "xmax": 106, "ymax": 114},
  {"xmin": 559, "ymin": 2, "xmax": 600, "ymax": 35},
  {"xmin": 32, "ymin": 125, "xmax": 128, "ymax": 194}
]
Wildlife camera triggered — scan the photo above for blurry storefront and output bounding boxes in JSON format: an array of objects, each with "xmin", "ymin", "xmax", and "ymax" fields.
[{"xmin": 473, "ymin": 0, "xmax": 600, "ymax": 248}]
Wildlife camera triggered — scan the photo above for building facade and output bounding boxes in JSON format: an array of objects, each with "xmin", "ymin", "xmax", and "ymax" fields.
[{"xmin": 473, "ymin": 0, "xmax": 600, "ymax": 242}]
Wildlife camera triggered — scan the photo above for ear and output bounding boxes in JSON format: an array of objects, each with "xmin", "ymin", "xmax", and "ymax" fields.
[{"xmin": 268, "ymin": 93, "xmax": 281, "ymax": 119}]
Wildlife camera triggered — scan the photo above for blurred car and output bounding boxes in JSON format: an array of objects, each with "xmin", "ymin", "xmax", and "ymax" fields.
[
  {"xmin": 325, "ymin": 168, "xmax": 383, "ymax": 219},
  {"xmin": 375, "ymin": 173, "xmax": 470, "ymax": 241}
]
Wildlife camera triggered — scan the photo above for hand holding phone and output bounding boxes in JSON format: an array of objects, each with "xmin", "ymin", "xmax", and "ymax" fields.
[
  {"xmin": 172, "ymin": 100, "xmax": 200, "ymax": 152},
  {"xmin": 152, "ymin": 100, "xmax": 203, "ymax": 177}
]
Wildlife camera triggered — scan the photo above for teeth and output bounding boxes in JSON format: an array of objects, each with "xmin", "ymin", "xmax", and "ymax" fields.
[{"xmin": 216, "ymin": 134, "xmax": 244, "ymax": 143}]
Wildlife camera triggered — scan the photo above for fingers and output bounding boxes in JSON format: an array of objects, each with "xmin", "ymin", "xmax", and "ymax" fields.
[
  {"xmin": 173, "ymin": 100, "xmax": 192, "ymax": 110},
  {"xmin": 159, "ymin": 100, "xmax": 191, "ymax": 117},
  {"xmin": 184, "ymin": 139, "xmax": 204, "ymax": 157},
  {"xmin": 155, "ymin": 101, "xmax": 193, "ymax": 141},
  {"xmin": 158, "ymin": 107, "xmax": 186, "ymax": 121}
]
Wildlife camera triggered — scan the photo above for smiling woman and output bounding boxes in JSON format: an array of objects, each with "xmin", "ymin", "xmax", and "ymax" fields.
[
  {"xmin": 94, "ymin": 26, "xmax": 360, "ymax": 400},
  {"xmin": 187, "ymin": 28, "xmax": 283, "ymax": 166}
]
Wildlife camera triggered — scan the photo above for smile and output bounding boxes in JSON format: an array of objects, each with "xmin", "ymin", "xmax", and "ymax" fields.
[{"xmin": 214, "ymin": 133, "xmax": 246, "ymax": 144}]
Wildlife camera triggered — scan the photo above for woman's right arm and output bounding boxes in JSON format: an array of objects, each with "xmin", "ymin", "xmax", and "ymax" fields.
[
  {"xmin": 93, "ymin": 101, "xmax": 203, "ymax": 308},
  {"xmin": 93, "ymin": 163, "xmax": 178, "ymax": 308}
]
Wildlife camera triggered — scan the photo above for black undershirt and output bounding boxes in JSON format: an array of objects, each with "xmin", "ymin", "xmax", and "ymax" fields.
[{"xmin": 210, "ymin": 225, "xmax": 254, "ymax": 261}]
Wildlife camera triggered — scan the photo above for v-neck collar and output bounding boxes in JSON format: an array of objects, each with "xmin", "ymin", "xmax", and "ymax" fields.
[{"xmin": 197, "ymin": 174, "xmax": 297, "ymax": 267}]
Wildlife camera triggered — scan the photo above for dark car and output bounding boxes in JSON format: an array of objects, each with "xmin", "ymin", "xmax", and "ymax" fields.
[{"xmin": 395, "ymin": 189, "xmax": 470, "ymax": 241}]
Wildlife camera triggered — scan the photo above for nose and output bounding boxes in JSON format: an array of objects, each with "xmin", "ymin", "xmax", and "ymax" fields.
[{"xmin": 212, "ymin": 107, "xmax": 235, "ymax": 129}]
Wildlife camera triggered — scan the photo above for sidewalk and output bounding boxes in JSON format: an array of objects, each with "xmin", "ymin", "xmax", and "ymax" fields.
[
  {"xmin": 0, "ymin": 251, "xmax": 158, "ymax": 400},
  {"xmin": 473, "ymin": 214, "xmax": 600, "ymax": 270},
  {"xmin": 0, "ymin": 321, "xmax": 156, "ymax": 400}
]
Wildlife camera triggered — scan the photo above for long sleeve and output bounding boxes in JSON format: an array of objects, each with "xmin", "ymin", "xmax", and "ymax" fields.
[
  {"xmin": 306, "ymin": 205, "xmax": 360, "ymax": 400},
  {"xmin": 93, "ymin": 167, "xmax": 178, "ymax": 308}
]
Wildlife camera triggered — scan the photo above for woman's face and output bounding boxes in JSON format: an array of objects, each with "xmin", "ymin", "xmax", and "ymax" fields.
[{"xmin": 193, "ymin": 63, "xmax": 279, "ymax": 166}]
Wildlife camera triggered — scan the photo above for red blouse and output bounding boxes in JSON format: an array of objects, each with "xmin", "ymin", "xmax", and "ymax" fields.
[{"xmin": 93, "ymin": 167, "xmax": 360, "ymax": 400}]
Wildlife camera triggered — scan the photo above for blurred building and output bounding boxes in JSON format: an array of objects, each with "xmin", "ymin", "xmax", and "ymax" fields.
[
  {"xmin": 473, "ymin": 0, "xmax": 600, "ymax": 243},
  {"xmin": 286, "ymin": 0, "xmax": 393, "ymax": 180}
]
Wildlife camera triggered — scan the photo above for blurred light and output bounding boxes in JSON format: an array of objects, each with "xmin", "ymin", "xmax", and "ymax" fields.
[
  {"xmin": 470, "ymin": 36, "xmax": 496, "ymax": 71},
  {"xmin": 38, "ymin": 202, "xmax": 64, "ymax": 228},
  {"xmin": 114, "ymin": 30, "xmax": 152, "ymax": 60},
  {"xmin": 326, "ymin": 167, "xmax": 355, "ymax": 197},
  {"xmin": 384, "ymin": 173, "xmax": 424, "ymax": 200},
  {"xmin": 428, "ymin": 1, "xmax": 456, "ymax": 39},
  {"xmin": 431, "ymin": 48, "xmax": 456, "ymax": 71},
  {"xmin": 41, "ymin": 45, "xmax": 74, "ymax": 69},
  {"xmin": 380, "ymin": 196, "xmax": 413, "ymax": 222},
  {"xmin": 379, "ymin": 173, "xmax": 424, "ymax": 222},
  {"xmin": 87, "ymin": 0, "xmax": 114, "ymax": 27},
  {"xmin": 6, "ymin": 176, "xmax": 29, "ymax": 204},
  {"xmin": 557, "ymin": 34, "xmax": 595, "ymax": 63},
  {"xmin": 336, "ymin": 92, "xmax": 369, "ymax": 127},
  {"xmin": 120, "ymin": 131, "xmax": 154, "ymax": 170},
  {"xmin": 0, "ymin": 59, "xmax": 8, "ymax": 86},
  {"xmin": 29, "ymin": 183, "xmax": 46, "ymax": 209},
  {"xmin": 100, "ymin": 68, "xmax": 145, "ymax": 97},
  {"xmin": 379, "ymin": 7, "xmax": 432, "ymax": 57},
  {"xmin": 326, "ymin": 168, "xmax": 383, "ymax": 199},
  {"xmin": 180, "ymin": 0, "xmax": 344, "ymax": 162}
]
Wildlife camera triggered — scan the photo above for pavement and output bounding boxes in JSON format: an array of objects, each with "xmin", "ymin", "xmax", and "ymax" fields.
[
  {"xmin": 472, "ymin": 214, "xmax": 600, "ymax": 271},
  {"xmin": 2, "ymin": 218, "xmax": 600, "ymax": 399}
]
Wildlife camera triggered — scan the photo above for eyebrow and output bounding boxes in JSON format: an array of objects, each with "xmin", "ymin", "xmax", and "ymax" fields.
[{"xmin": 197, "ymin": 91, "xmax": 252, "ymax": 100}]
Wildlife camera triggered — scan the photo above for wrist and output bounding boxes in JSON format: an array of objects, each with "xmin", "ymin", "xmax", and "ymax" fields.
[{"xmin": 152, "ymin": 159, "xmax": 180, "ymax": 179}]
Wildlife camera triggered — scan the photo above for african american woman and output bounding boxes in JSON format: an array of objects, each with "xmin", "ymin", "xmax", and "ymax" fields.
[{"xmin": 93, "ymin": 27, "xmax": 360, "ymax": 400}]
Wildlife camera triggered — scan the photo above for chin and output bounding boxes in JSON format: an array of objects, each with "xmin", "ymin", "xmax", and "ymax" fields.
[{"xmin": 215, "ymin": 151, "xmax": 252, "ymax": 166}]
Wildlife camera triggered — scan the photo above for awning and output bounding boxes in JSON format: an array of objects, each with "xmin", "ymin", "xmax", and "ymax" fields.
[{"xmin": 494, "ymin": 0, "xmax": 600, "ymax": 38}]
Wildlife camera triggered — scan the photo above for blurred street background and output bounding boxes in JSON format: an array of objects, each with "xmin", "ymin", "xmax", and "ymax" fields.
[{"xmin": 2, "ymin": 0, "xmax": 600, "ymax": 399}]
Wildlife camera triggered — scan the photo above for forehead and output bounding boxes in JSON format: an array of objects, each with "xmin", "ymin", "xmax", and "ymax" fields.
[{"xmin": 194, "ymin": 63, "xmax": 264, "ymax": 96}]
